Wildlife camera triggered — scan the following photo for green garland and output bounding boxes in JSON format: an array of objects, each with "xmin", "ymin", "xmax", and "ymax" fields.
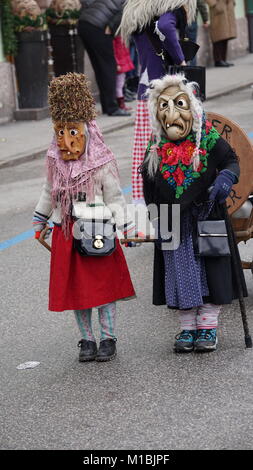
[
  {"xmin": 147, "ymin": 121, "xmax": 220, "ymax": 199},
  {"xmin": 13, "ymin": 13, "xmax": 48, "ymax": 32},
  {"xmin": 46, "ymin": 8, "xmax": 80, "ymax": 25},
  {"xmin": 1, "ymin": 0, "xmax": 17, "ymax": 57}
]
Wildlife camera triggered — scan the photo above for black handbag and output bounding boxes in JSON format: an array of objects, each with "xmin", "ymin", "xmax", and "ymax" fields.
[
  {"xmin": 73, "ymin": 219, "xmax": 116, "ymax": 256},
  {"xmin": 179, "ymin": 38, "xmax": 200, "ymax": 62},
  {"xmin": 196, "ymin": 220, "xmax": 231, "ymax": 257},
  {"xmin": 166, "ymin": 64, "xmax": 206, "ymax": 102}
]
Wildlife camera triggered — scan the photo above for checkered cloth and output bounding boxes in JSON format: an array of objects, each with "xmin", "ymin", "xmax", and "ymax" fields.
[{"xmin": 132, "ymin": 100, "xmax": 152, "ymax": 203}]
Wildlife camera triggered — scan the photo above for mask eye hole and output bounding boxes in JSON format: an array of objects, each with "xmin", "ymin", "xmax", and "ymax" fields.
[
  {"xmin": 159, "ymin": 100, "xmax": 168, "ymax": 110},
  {"xmin": 58, "ymin": 129, "xmax": 64, "ymax": 136},
  {"xmin": 70, "ymin": 129, "xmax": 78, "ymax": 136},
  {"xmin": 175, "ymin": 97, "xmax": 189, "ymax": 109}
]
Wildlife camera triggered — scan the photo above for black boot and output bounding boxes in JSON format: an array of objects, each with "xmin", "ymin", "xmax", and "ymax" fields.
[
  {"xmin": 96, "ymin": 339, "xmax": 117, "ymax": 362},
  {"xmin": 108, "ymin": 108, "xmax": 131, "ymax": 117},
  {"xmin": 215, "ymin": 60, "xmax": 230, "ymax": 67},
  {"xmin": 78, "ymin": 339, "xmax": 97, "ymax": 362}
]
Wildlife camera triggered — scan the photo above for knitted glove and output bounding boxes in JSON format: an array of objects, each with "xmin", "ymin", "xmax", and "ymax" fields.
[
  {"xmin": 34, "ymin": 227, "xmax": 52, "ymax": 240},
  {"xmin": 208, "ymin": 170, "xmax": 237, "ymax": 204},
  {"xmin": 33, "ymin": 212, "xmax": 51, "ymax": 239}
]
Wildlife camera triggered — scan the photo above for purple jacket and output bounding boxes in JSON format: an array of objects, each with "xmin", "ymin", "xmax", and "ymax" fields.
[{"xmin": 134, "ymin": 11, "xmax": 185, "ymax": 100}]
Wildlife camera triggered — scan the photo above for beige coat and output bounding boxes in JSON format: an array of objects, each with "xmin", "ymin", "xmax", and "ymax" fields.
[{"xmin": 206, "ymin": 0, "xmax": 237, "ymax": 43}]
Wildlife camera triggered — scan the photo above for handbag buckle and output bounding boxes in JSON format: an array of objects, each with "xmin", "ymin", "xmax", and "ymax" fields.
[{"xmin": 93, "ymin": 235, "xmax": 104, "ymax": 249}]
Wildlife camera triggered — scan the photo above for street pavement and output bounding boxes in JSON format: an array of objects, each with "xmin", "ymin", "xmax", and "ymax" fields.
[{"xmin": 0, "ymin": 60, "xmax": 253, "ymax": 451}]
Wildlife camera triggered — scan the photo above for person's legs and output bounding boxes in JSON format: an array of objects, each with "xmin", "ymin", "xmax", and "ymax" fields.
[
  {"xmin": 116, "ymin": 73, "xmax": 126, "ymax": 99},
  {"xmin": 98, "ymin": 302, "xmax": 117, "ymax": 341},
  {"xmin": 174, "ymin": 308, "xmax": 197, "ymax": 352},
  {"xmin": 74, "ymin": 309, "xmax": 97, "ymax": 361},
  {"xmin": 96, "ymin": 302, "xmax": 117, "ymax": 361},
  {"xmin": 221, "ymin": 40, "xmax": 228, "ymax": 62},
  {"xmin": 213, "ymin": 40, "xmax": 230, "ymax": 66},
  {"xmin": 78, "ymin": 21, "xmax": 118, "ymax": 115},
  {"xmin": 195, "ymin": 303, "xmax": 221, "ymax": 352},
  {"xmin": 221, "ymin": 40, "xmax": 234, "ymax": 66},
  {"xmin": 74, "ymin": 308, "xmax": 95, "ymax": 341},
  {"xmin": 116, "ymin": 73, "xmax": 132, "ymax": 111},
  {"xmin": 132, "ymin": 100, "xmax": 152, "ymax": 203},
  {"xmin": 213, "ymin": 41, "xmax": 223, "ymax": 63},
  {"xmin": 185, "ymin": 21, "xmax": 198, "ymax": 66}
]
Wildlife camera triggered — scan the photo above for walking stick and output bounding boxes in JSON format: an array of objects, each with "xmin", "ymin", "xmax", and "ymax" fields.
[
  {"xmin": 119, "ymin": 237, "xmax": 155, "ymax": 244},
  {"xmin": 224, "ymin": 208, "xmax": 253, "ymax": 349},
  {"xmin": 38, "ymin": 226, "xmax": 52, "ymax": 252},
  {"xmin": 37, "ymin": 227, "xmax": 156, "ymax": 253}
]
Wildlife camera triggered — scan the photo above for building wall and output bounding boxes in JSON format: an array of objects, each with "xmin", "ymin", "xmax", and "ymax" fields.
[
  {"xmin": 0, "ymin": 22, "xmax": 4, "ymax": 61},
  {"xmin": 0, "ymin": 21, "xmax": 16, "ymax": 123},
  {"xmin": 235, "ymin": 0, "xmax": 246, "ymax": 17}
]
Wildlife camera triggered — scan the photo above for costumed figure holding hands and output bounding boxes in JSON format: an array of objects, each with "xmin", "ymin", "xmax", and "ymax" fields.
[
  {"xmin": 33, "ymin": 73, "xmax": 136, "ymax": 362},
  {"xmin": 141, "ymin": 74, "xmax": 247, "ymax": 353}
]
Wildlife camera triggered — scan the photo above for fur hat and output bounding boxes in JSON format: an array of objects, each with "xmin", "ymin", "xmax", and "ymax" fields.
[{"xmin": 48, "ymin": 72, "xmax": 96, "ymax": 123}]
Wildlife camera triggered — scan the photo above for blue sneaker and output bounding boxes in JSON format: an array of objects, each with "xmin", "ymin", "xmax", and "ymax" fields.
[
  {"xmin": 174, "ymin": 330, "xmax": 197, "ymax": 353},
  {"xmin": 194, "ymin": 329, "xmax": 217, "ymax": 352}
]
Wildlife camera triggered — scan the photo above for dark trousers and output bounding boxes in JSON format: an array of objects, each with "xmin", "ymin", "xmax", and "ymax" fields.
[
  {"xmin": 185, "ymin": 21, "xmax": 198, "ymax": 66},
  {"xmin": 78, "ymin": 21, "xmax": 118, "ymax": 115},
  {"xmin": 213, "ymin": 40, "xmax": 228, "ymax": 63}
]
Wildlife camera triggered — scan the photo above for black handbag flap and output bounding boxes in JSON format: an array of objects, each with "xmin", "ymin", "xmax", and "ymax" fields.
[
  {"xmin": 197, "ymin": 219, "xmax": 231, "ymax": 257},
  {"xmin": 79, "ymin": 219, "xmax": 115, "ymax": 238},
  {"xmin": 179, "ymin": 39, "xmax": 200, "ymax": 62},
  {"xmin": 198, "ymin": 220, "xmax": 228, "ymax": 237},
  {"xmin": 74, "ymin": 219, "xmax": 116, "ymax": 256}
]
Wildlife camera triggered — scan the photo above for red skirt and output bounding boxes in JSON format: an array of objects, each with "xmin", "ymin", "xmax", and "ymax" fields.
[{"xmin": 49, "ymin": 225, "xmax": 136, "ymax": 312}]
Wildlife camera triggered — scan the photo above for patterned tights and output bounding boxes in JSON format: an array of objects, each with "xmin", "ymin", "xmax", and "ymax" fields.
[
  {"xmin": 179, "ymin": 303, "xmax": 221, "ymax": 330},
  {"xmin": 74, "ymin": 302, "xmax": 116, "ymax": 342}
]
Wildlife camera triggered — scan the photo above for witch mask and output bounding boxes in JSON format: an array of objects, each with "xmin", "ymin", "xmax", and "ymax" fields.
[
  {"xmin": 157, "ymin": 85, "xmax": 193, "ymax": 141},
  {"xmin": 54, "ymin": 121, "xmax": 86, "ymax": 161}
]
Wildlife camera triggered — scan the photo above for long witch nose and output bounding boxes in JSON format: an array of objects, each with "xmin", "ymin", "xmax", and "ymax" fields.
[
  {"xmin": 165, "ymin": 99, "xmax": 178, "ymax": 124},
  {"xmin": 64, "ymin": 130, "xmax": 75, "ymax": 151}
]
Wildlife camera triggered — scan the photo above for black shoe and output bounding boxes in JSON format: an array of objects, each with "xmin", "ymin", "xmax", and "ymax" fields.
[
  {"xmin": 78, "ymin": 339, "xmax": 97, "ymax": 362},
  {"xmin": 108, "ymin": 108, "xmax": 131, "ymax": 117},
  {"xmin": 215, "ymin": 60, "xmax": 230, "ymax": 67},
  {"xmin": 96, "ymin": 339, "xmax": 117, "ymax": 362},
  {"xmin": 224, "ymin": 61, "xmax": 234, "ymax": 66}
]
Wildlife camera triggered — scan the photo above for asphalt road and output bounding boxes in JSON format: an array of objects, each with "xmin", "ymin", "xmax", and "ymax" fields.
[{"xmin": 1, "ymin": 88, "xmax": 253, "ymax": 451}]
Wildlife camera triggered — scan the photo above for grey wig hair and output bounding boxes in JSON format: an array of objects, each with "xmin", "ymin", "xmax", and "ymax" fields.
[
  {"xmin": 146, "ymin": 73, "xmax": 203, "ymax": 177},
  {"xmin": 119, "ymin": 0, "xmax": 197, "ymax": 43}
]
